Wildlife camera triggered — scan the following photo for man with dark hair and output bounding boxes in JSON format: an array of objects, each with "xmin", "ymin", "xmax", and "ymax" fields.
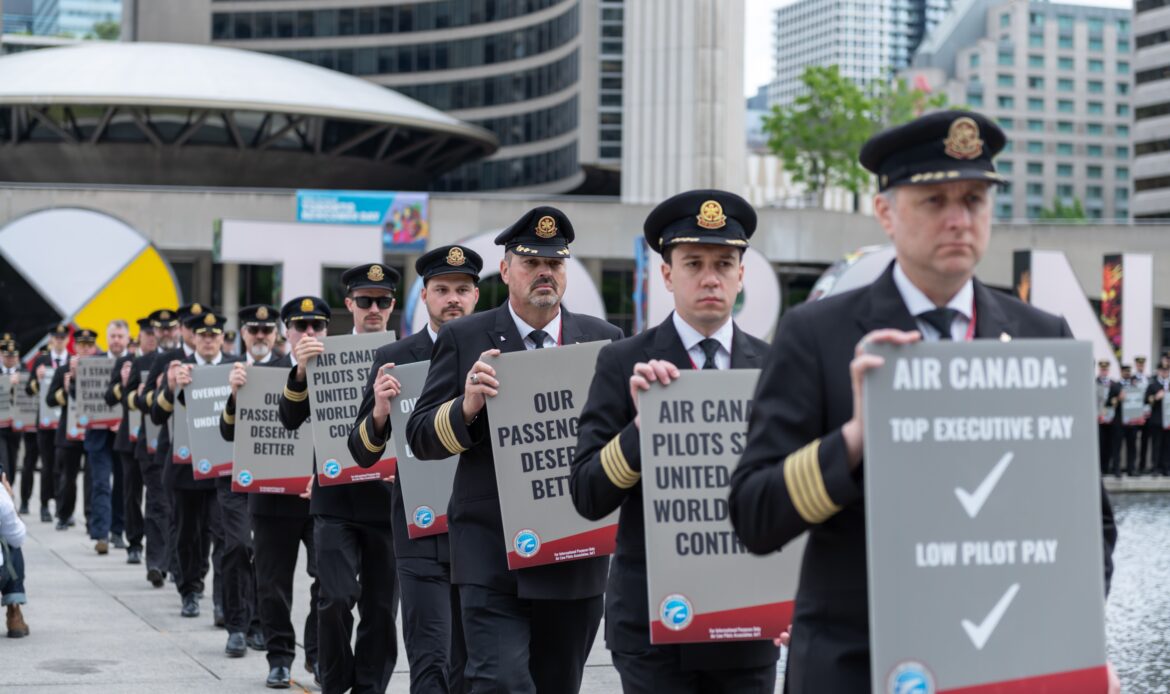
[
  {"xmin": 27, "ymin": 324, "xmax": 71, "ymax": 523},
  {"xmin": 47, "ymin": 328, "xmax": 98, "ymax": 535}
]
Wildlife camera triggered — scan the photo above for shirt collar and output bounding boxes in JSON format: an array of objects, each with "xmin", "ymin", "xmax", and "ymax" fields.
[
  {"xmin": 893, "ymin": 262, "xmax": 974, "ymax": 320},
  {"xmin": 183, "ymin": 343, "xmax": 194, "ymax": 357},
  {"xmin": 508, "ymin": 302, "xmax": 561, "ymax": 346},
  {"xmin": 50, "ymin": 349, "xmax": 68, "ymax": 362},
  {"xmin": 671, "ymin": 311, "xmax": 733, "ymax": 354},
  {"xmin": 194, "ymin": 352, "xmax": 222, "ymax": 366},
  {"xmin": 426, "ymin": 324, "xmax": 439, "ymax": 344}
]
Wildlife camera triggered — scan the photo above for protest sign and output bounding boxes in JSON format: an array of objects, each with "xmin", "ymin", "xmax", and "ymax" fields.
[
  {"xmin": 76, "ymin": 357, "xmax": 120, "ymax": 429},
  {"xmin": 232, "ymin": 365, "xmax": 314, "ymax": 494},
  {"xmin": 388, "ymin": 361, "xmax": 457, "ymax": 538},
  {"xmin": 186, "ymin": 365, "xmax": 234, "ymax": 479}
]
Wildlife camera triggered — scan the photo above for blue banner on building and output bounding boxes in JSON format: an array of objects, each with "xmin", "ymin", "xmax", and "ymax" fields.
[{"xmin": 296, "ymin": 190, "xmax": 429, "ymax": 250}]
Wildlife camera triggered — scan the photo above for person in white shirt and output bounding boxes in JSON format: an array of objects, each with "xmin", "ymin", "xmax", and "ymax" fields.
[{"xmin": 1, "ymin": 471, "xmax": 29, "ymax": 638}]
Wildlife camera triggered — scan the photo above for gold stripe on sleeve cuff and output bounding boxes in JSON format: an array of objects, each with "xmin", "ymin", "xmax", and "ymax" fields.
[
  {"xmin": 782, "ymin": 439, "xmax": 841, "ymax": 524},
  {"xmin": 359, "ymin": 418, "xmax": 385, "ymax": 454},
  {"xmin": 157, "ymin": 390, "xmax": 174, "ymax": 413},
  {"xmin": 600, "ymin": 435, "xmax": 639, "ymax": 489},
  {"xmin": 222, "ymin": 408, "xmax": 235, "ymax": 426},
  {"xmin": 128, "ymin": 392, "xmax": 138, "ymax": 412},
  {"xmin": 113, "ymin": 383, "xmax": 122, "ymax": 400},
  {"xmin": 54, "ymin": 389, "xmax": 66, "ymax": 406},
  {"xmin": 30, "ymin": 379, "xmax": 39, "ymax": 394},
  {"xmin": 145, "ymin": 391, "xmax": 154, "ymax": 408},
  {"xmin": 434, "ymin": 399, "xmax": 468, "ymax": 455},
  {"xmin": 283, "ymin": 385, "xmax": 308, "ymax": 402}
]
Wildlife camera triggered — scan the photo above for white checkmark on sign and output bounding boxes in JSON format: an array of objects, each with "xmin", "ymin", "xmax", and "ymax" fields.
[
  {"xmin": 961, "ymin": 583, "xmax": 1020, "ymax": 650},
  {"xmin": 954, "ymin": 451, "xmax": 1014, "ymax": 519}
]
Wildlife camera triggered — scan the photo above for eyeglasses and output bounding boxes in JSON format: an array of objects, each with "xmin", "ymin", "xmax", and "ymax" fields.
[
  {"xmin": 291, "ymin": 319, "xmax": 328, "ymax": 333},
  {"xmin": 245, "ymin": 325, "xmax": 275, "ymax": 336},
  {"xmin": 353, "ymin": 296, "xmax": 393, "ymax": 310}
]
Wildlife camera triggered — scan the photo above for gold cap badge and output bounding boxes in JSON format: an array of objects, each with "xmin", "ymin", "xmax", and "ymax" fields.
[
  {"xmin": 944, "ymin": 116, "xmax": 983, "ymax": 160},
  {"xmin": 446, "ymin": 247, "xmax": 466, "ymax": 266},
  {"xmin": 203, "ymin": 314, "xmax": 215, "ymax": 326},
  {"xmin": 535, "ymin": 215, "xmax": 558, "ymax": 239},
  {"xmin": 159, "ymin": 311, "xmax": 171, "ymax": 320},
  {"xmin": 191, "ymin": 303, "xmax": 203, "ymax": 316},
  {"xmin": 367, "ymin": 265, "xmax": 385, "ymax": 282},
  {"xmin": 300, "ymin": 298, "xmax": 314, "ymax": 313},
  {"xmin": 256, "ymin": 306, "xmax": 269, "ymax": 320},
  {"xmin": 697, "ymin": 200, "xmax": 727, "ymax": 230}
]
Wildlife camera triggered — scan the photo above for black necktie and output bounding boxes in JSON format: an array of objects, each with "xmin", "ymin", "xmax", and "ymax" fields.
[
  {"xmin": 917, "ymin": 308, "xmax": 959, "ymax": 341},
  {"xmin": 529, "ymin": 329, "xmax": 549, "ymax": 350},
  {"xmin": 699, "ymin": 338, "xmax": 721, "ymax": 370}
]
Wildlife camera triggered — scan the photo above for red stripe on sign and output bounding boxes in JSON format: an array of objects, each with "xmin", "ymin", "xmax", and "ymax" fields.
[
  {"xmin": 505, "ymin": 523, "xmax": 618, "ymax": 570},
  {"xmin": 941, "ymin": 665, "xmax": 1109, "ymax": 693},
  {"xmin": 232, "ymin": 474, "xmax": 312, "ymax": 495},
  {"xmin": 193, "ymin": 461, "xmax": 234, "ymax": 480},
  {"xmin": 407, "ymin": 514, "xmax": 449, "ymax": 539},
  {"xmin": 650, "ymin": 600, "xmax": 795, "ymax": 644},
  {"xmin": 317, "ymin": 457, "xmax": 397, "ymax": 486}
]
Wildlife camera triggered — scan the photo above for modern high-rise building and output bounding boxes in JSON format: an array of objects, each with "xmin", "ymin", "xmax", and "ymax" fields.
[
  {"xmin": 770, "ymin": 0, "xmax": 952, "ymax": 107},
  {"xmin": 127, "ymin": 0, "xmax": 620, "ymax": 194},
  {"xmin": 33, "ymin": 0, "xmax": 120, "ymax": 37},
  {"xmin": 910, "ymin": 0, "xmax": 1133, "ymax": 221},
  {"xmin": 2, "ymin": 0, "xmax": 36, "ymax": 33},
  {"xmin": 1133, "ymin": 0, "xmax": 1170, "ymax": 220}
]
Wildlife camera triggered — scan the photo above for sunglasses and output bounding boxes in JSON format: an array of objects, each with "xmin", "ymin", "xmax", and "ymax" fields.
[
  {"xmin": 353, "ymin": 296, "xmax": 393, "ymax": 310},
  {"xmin": 291, "ymin": 319, "xmax": 328, "ymax": 333},
  {"xmin": 245, "ymin": 325, "xmax": 275, "ymax": 336}
]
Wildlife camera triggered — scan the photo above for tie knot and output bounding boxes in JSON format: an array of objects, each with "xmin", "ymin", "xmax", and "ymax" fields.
[
  {"xmin": 528, "ymin": 329, "xmax": 549, "ymax": 349},
  {"xmin": 918, "ymin": 307, "xmax": 959, "ymax": 341},
  {"xmin": 699, "ymin": 338, "xmax": 721, "ymax": 369}
]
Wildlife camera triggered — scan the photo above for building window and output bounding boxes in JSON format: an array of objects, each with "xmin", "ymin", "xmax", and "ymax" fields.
[
  {"xmin": 1057, "ymin": 142, "xmax": 1074, "ymax": 155},
  {"xmin": 998, "ymin": 74, "xmax": 1015, "ymax": 87},
  {"xmin": 1086, "ymin": 186, "xmax": 1104, "ymax": 200},
  {"xmin": 998, "ymin": 96, "xmax": 1015, "ymax": 109},
  {"xmin": 1057, "ymin": 121, "xmax": 1074, "ymax": 133},
  {"xmin": 1116, "ymin": 145, "xmax": 1130, "ymax": 158},
  {"xmin": 1029, "ymin": 34, "xmax": 1044, "ymax": 49},
  {"xmin": 1117, "ymin": 103, "xmax": 1131, "ymax": 117},
  {"xmin": 998, "ymin": 49, "xmax": 1014, "ymax": 66},
  {"xmin": 1028, "ymin": 141, "xmax": 1044, "ymax": 153},
  {"xmin": 968, "ymin": 93, "xmax": 984, "ymax": 107},
  {"xmin": 1087, "ymin": 165, "xmax": 1103, "ymax": 179},
  {"xmin": 998, "ymin": 203, "xmax": 1014, "ymax": 219},
  {"xmin": 1117, "ymin": 124, "xmax": 1130, "ymax": 137},
  {"xmin": 1027, "ymin": 119, "xmax": 1044, "ymax": 132},
  {"xmin": 1088, "ymin": 101, "xmax": 1104, "ymax": 115},
  {"xmin": 998, "ymin": 160, "xmax": 1014, "ymax": 174},
  {"xmin": 1058, "ymin": 99, "xmax": 1074, "ymax": 113},
  {"xmin": 1116, "ymin": 187, "xmax": 1130, "ymax": 201},
  {"xmin": 1118, "ymin": 39, "xmax": 1130, "ymax": 52},
  {"xmin": 1027, "ymin": 161, "xmax": 1044, "ymax": 175},
  {"xmin": 1117, "ymin": 82, "xmax": 1130, "ymax": 96},
  {"xmin": 1087, "ymin": 80, "xmax": 1103, "ymax": 94},
  {"xmin": 1027, "ymin": 205, "xmax": 1044, "ymax": 218},
  {"xmin": 998, "ymin": 116, "xmax": 1015, "ymax": 129},
  {"xmin": 1058, "ymin": 36, "xmax": 1074, "ymax": 49},
  {"xmin": 1028, "ymin": 54, "xmax": 1044, "ymax": 68},
  {"xmin": 1088, "ymin": 59, "xmax": 1104, "ymax": 73},
  {"xmin": 1058, "ymin": 78, "xmax": 1074, "ymax": 92},
  {"xmin": 1027, "ymin": 182, "xmax": 1045, "ymax": 196},
  {"xmin": 1118, "ymin": 61, "xmax": 1130, "ymax": 75},
  {"xmin": 1087, "ymin": 122, "xmax": 1104, "ymax": 135},
  {"xmin": 1118, "ymin": 18, "xmax": 1130, "ymax": 35},
  {"xmin": 1088, "ymin": 38, "xmax": 1104, "ymax": 52},
  {"xmin": 1058, "ymin": 163, "xmax": 1074, "ymax": 177},
  {"xmin": 969, "ymin": 52, "xmax": 981, "ymax": 68},
  {"xmin": 1057, "ymin": 184, "xmax": 1075, "ymax": 198},
  {"xmin": 1028, "ymin": 76, "xmax": 1044, "ymax": 90},
  {"xmin": 1117, "ymin": 167, "xmax": 1130, "ymax": 180},
  {"xmin": 1000, "ymin": 12, "xmax": 1012, "ymax": 28},
  {"xmin": 1058, "ymin": 57, "xmax": 1074, "ymax": 70},
  {"xmin": 1087, "ymin": 144, "xmax": 1103, "ymax": 157},
  {"xmin": 1057, "ymin": 14, "xmax": 1074, "ymax": 32}
]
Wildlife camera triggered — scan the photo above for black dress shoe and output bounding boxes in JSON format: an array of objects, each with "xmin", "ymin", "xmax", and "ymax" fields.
[
  {"xmin": 313, "ymin": 662, "xmax": 320, "ymax": 686},
  {"xmin": 111, "ymin": 535, "xmax": 127, "ymax": 550},
  {"xmin": 181, "ymin": 594, "xmax": 200, "ymax": 618},
  {"xmin": 214, "ymin": 604, "xmax": 225, "ymax": 628},
  {"xmin": 40, "ymin": 508, "xmax": 51, "ymax": 523},
  {"xmin": 126, "ymin": 548, "xmax": 142, "ymax": 565},
  {"xmin": 265, "ymin": 665, "xmax": 290, "ymax": 689},
  {"xmin": 147, "ymin": 568, "xmax": 164, "ymax": 588},
  {"xmin": 246, "ymin": 628, "xmax": 267, "ymax": 651},
  {"xmin": 225, "ymin": 632, "xmax": 247, "ymax": 657},
  {"xmin": 65, "ymin": 517, "xmax": 76, "ymax": 527},
  {"xmin": 54, "ymin": 520, "xmax": 68, "ymax": 531},
  {"xmin": 18, "ymin": 502, "xmax": 28, "ymax": 515}
]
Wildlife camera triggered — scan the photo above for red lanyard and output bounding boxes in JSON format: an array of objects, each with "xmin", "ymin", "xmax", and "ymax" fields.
[{"xmin": 964, "ymin": 301, "xmax": 977, "ymax": 341}]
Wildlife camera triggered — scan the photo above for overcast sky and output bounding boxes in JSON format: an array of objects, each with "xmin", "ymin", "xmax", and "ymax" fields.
[{"xmin": 744, "ymin": 0, "xmax": 1134, "ymax": 97}]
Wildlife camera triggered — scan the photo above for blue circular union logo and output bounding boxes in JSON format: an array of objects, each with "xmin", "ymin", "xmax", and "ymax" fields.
[
  {"xmin": 197, "ymin": 459, "xmax": 212, "ymax": 474},
  {"xmin": 660, "ymin": 594, "xmax": 694, "ymax": 631},
  {"xmin": 78, "ymin": 415, "xmax": 89, "ymax": 426},
  {"xmin": 237, "ymin": 470, "xmax": 253, "ymax": 487},
  {"xmin": 323, "ymin": 459, "xmax": 342, "ymax": 478},
  {"xmin": 413, "ymin": 506, "xmax": 435, "ymax": 529},
  {"xmin": 513, "ymin": 529, "xmax": 541, "ymax": 558},
  {"xmin": 13, "ymin": 420, "xmax": 23, "ymax": 430},
  {"xmin": 178, "ymin": 446, "xmax": 190, "ymax": 459},
  {"xmin": 887, "ymin": 661, "xmax": 935, "ymax": 694},
  {"xmin": 149, "ymin": 438, "xmax": 158, "ymax": 449},
  {"xmin": 68, "ymin": 426, "xmax": 80, "ymax": 438}
]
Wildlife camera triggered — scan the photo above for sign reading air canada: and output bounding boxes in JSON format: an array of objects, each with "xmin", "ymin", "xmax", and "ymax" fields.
[
  {"xmin": 639, "ymin": 370, "xmax": 802, "ymax": 644},
  {"xmin": 487, "ymin": 341, "xmax": 618, "ymax": 569},
  {"xmin": 232, "ymin": 365, "xmax": 314, "ymax": 494},
  {"xmin": 388, "ymin": 361, "xmax": 457, "ymax": 538},
  {"xmin": 186, "ymin": 365, "xmax": 234, "ymax": 480},
  {"xmin": 863, "ymin": 340, "xmax": 1108, "ymax": 694},
  {"xmin": 307, "ymin": 332, "xmax": 396, "ymax": 486},
  {"xmin": 76, "ymin": 357, "xmax": 121, "ymax": 430}
]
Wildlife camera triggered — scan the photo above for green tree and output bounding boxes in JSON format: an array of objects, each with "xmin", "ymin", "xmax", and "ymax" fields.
[
  {"xmin": 91, "ymin": 20, "xmax": 120, "ymax": 40},
  {"xmin": 1038, "ymin": 197, "xmax": 1088, "ymax": 221},
  {"xmin": 762, "ymin": 66, "xmax": 949, "ymax": 209}
]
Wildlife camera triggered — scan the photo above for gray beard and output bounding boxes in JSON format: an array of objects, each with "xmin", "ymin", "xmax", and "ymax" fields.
[{"xmin": 250, "ymin": 343, "xmax": 271, "ymax": 360}]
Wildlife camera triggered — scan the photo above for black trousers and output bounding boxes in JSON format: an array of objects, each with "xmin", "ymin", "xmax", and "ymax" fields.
[
  {"xmin": 611, "ymin": 647, "xmax": 776, "ymax": 694},
  {"xmin": 399, "ymin": 556, "xmax": 467, "ymax": 694},
  {"xmin": 215, "ymin": 479, "xmax": 258, "ymax": 634},
  {"xmin": 458, "ymin": 584, "xmax": 602, "ymax": 694},
  {"xmin": 1098, "ymin": 423, "xmax": 1113, "ymax": 475},
  {"xmin": 121, "ymin": 452, "xmax": 144, "ymax": 550},
  {"xmin": 1141, "ymin": 423, "xmax": 1155, "ymax": 471},
  {"xmin": 0, "ymin": 428, "xmax": 19, "ymax": 485},
  {"xmin": 253, "ymin": 513, "xmax": 319, "ymax": 670},
  {"xmin": 55, "ymin": 446, "xmax": 84, "ymax": 522},
  {"xmin": 37, "ymin": 429, "xmax": 56, "ymax": 507},
  {"xmin": 19, "ymin": 432, "xmax": 38, "ymax": 510},
  {"xmin": 314, "ymin": 515, "xmax": 398, "ymax": 694},
  {"xmin": 139, "ymin": 452, "xmax": 169, "ymax": 572},
  {"xmin": 1124, "ymin": 426, "xmax": 1140, "ymax": 475},
  {"xmin": 173, "ymin": 486, "xmax": 222, "ymax": 598},
  {"xmin": 1144, "ymin": 426, "xmax": 1162, "ymax": 473}
]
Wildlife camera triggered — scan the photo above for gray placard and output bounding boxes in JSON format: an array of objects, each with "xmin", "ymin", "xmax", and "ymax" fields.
[
  {"xmin": 186, "ymin": 365, "xmax": 235, "ymax": 478},
  {"xmin": 141, "ymin": 370, "xmax": 162, "ymax": 452},
  {"xmin": 640, "ymin": 370, "xmax": 803, "ymax": 644},
  {"xmin": 76, "ymin": 356, "xmax": 120, "ymax": 428},
  {"xmin": 38, "ymin": 367, "xmax": 61, "ymax": 429},
  {"xmin": 307, "ymin": 331, "xmax": 395, "ymax": 485},
  {"xmin": 232, "ymin": 365, "xmax": 314, "ymax": 494},
  {"xmin": 1121, "ymin": 384, "xmax": 1145, "ymax": 424},
  {"xmin": 0, "ymin": 376, "xmax": 12, "ymax": 427},
  {"xmin": 12, "ymin": 373, "xmax": 38, "ymax": 432},
  {"xmin": 172, "ymin": 394, "xmax": 191, "ymax": 463},
  {"xmin": 863, "ymin": 340, "xmax": 1106, "ymax": 692},
  {"xmin": 389, "ymin": 360, "xmax": 458, "ymax": 538},
  {"xmin": 1095, "ymin": 382, "xmax": 1114, "ymax": 424},
  {"xmin": 487, "ymin": 341, "xmax": 618, "ymax": 569}
]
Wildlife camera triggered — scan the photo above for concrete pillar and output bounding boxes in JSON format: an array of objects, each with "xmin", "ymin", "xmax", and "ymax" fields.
[{"xmin": 222, "ymin": 262, "xmax": 240, "ymax": 327}]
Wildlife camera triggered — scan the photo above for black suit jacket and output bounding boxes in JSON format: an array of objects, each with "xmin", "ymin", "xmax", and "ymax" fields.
[
  {"xmin": 105, "ymin": 353, "xmax": 135, "ymax": 453},
  {"xmin": 219, "ymin": 354, "xmax": 309, "ymax": 518},
  {"xmin": 26, "ymin": 352, "xmax": 68, "ymax": 398},
  {"xmin": 126, "ymin": 352, "xmax": 160, "ymax": 460},
  {"xmin": 570, "ymin": 315, "xmax": 778, "ymax": 668},
  {"xmin": 406, "ymin": 303, "xmax": 624, "ymax": 600},
  {"xmin": 1146, "ymin": 379, "xmax": 1168, "ymax": 430},
  {"xmin": 278, "ymin": 348, "xmax": 397, "ymax": 526},
  {"xmin": 46, "ymin": 363, "xmax": 81, "ymax": 449},
  {"xmin": 728, "ymin": 263, "xmax": 1118, "ymax": 693},
  {"xmin": 348, "ymin": 328, "xmax": 448, "ymax": 561}
]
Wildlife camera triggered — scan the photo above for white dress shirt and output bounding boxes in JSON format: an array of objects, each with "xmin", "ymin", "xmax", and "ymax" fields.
[
  {"xmin": 194, "ymin": 352, "xmax": 223, "ymax": 367},
  {"xmin": 0, "ymin": 489, "xmax": 26, "ymax": 569},
  {"xmin": 892, "ymin": 263, "xmax": 974, "ymax": 342},
  {"xmin": 672, "ymin": 312, "xmax": 733, "ymax": 370},
  {"xmin": 427, "ymin": 324, "xmax": 439, "ymax": 344},
  {"xmin": 508, "ymin": 302, "xmax": 561, "ymax": 350}
]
